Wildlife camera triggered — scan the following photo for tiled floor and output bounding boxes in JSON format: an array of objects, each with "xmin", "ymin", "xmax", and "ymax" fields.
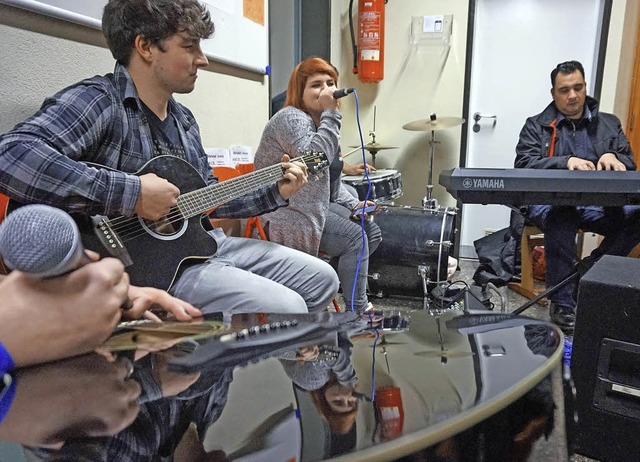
[{"xmin": 347, "ymin": 256, "xmax": 600, "ymax": 462}]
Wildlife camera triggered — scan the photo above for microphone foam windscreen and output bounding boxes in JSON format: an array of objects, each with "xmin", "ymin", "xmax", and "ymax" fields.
[{"xmin": 0, "ymin": 204, "xmax": 80, "ymax": 276}]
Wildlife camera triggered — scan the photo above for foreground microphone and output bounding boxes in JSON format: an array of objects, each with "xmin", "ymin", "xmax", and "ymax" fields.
[
  {"xmin": 333, "ymin": 88, "xmax": 355, "ymax": 99},
  {"xmin": 0, "ymin": 204, "xmax": 89, "ymax": 277},
  {"xmin": 0, "ymin": 204, "xmax": 133, "ymax": 309}
]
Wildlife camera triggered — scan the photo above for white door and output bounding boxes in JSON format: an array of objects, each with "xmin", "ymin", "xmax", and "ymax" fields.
[{"xmin": 459, "ymin": 0, "xmax": 604, "ymax": 258}]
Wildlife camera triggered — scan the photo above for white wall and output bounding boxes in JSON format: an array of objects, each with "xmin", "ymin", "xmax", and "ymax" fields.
[
  {"xmin": 600, "ymin": 0, "xmax": 640, "ymax": 119},
  {"xmin": 0, "ymin": 3, "xmax": 269, "ymax": 150},
  {"xmin": 334, "ymin": 0, "xmax": 470, "ymax": 209}
]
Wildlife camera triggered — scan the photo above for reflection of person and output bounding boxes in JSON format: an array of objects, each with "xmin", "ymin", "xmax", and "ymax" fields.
[
  {"xmin": 0, "ymin": 0, "xmax": 339, "ymax": 318},
  {"xmin": 0, "ymin": 255, "xmax": 199, "ymax": 369},
  {"xmin": 255, "ymin": 57, "xmax": 381, "ymax": 313},
  {"xmin": 27, "ymin": 345, "xmax": 233, "ymax": 461},
  {"xmin": 280, "ymin": 329, "xmax": 361, "ymax": 457},
  {"xmin": 0, "ymin": 353, "xmax": 140, "ymax": 449},
  {"xmin": 515, "ymin": 60, "xmax": 640, "ymax": 333}
]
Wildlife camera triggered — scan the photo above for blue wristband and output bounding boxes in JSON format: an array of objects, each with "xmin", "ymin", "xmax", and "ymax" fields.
[
  {"xmin": 0, "ymin": 342, "xmax": 14, "ymax": 373},
  {"xmin": 0, "ymin": 373, "xmax": 16, "ymax": 423}
]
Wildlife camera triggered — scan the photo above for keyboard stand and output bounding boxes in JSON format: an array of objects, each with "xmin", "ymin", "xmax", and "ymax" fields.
[{"xmin": 512, "ymin": 256, "xmax": 596, "ymax": 315}]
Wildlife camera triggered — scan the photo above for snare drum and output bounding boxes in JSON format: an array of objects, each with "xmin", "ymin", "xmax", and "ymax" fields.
[
  {"xmin": 368, "ymin": 205, "xmax": 457, "ymax": 297},
  {"xmin": 341, "ymin": 169, "xmax": 403, "ymax": 202}
]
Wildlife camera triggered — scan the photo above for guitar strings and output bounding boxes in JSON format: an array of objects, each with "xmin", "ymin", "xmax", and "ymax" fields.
[
  {"xmin": 106, "ymin": 165, "xmax": 283, "ymax": 241},
  {"xmin": 99, "ymin": 153, "xmax": 320, "ymax": 243}
]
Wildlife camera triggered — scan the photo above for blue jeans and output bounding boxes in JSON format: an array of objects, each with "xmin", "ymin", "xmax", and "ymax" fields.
[
  {"xmin": 319, "ymin": 202, "xmax": 382, "ymax": 312},
  {"xmin": 171, "ymin": 228, "xmax": 340, "ymax": 319},
  {"xmin": 526, "ymin": 205, "xmax": 640, "ymax": 307}
]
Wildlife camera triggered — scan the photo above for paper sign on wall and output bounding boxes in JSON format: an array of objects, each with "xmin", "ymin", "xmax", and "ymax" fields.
[
  {"xmin": 205, "ymin": 147, "xmax": 231, "ymax": 167},
  {"xmin": 229, "ymin": 145, "xmax": 254, "ymax": 165}
]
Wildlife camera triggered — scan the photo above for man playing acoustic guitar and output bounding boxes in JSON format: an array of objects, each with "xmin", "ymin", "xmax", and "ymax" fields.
[{"xmin": 0, "ymin": 0, "xmax": 339, "ymax": 317}]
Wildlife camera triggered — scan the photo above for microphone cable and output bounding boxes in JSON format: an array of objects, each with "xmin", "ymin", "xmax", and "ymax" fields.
[
  {"xmin": 348, "ymin": 89, "xmax": 374, "ymax": 314},
  {"xmin": 348, "ymin": 89, "xmax": 380, "ymax": 402}
]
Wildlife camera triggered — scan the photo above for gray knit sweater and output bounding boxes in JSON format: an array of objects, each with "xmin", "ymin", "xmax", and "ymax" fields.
[{"xmin": 254, "ymin": 106, "xmax": 359, "ymax": 255}]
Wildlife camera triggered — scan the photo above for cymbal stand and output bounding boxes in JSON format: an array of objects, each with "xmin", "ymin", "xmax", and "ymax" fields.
[
  {"xmin": 369, "ymin": 106, "xmax": 378, "ymax": 167},
  {"xmin": 423, "ymin": 125, "xmax": 440, "ymax": 210}
]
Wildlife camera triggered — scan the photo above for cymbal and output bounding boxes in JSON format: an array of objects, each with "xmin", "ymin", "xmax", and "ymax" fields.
[
  {"xmin": 414, "ymin": 350, "xmax": 474, "ymax": 358},
  {"xmin": 348, "ymin": 142, "xmax": 398, "ymax": 152},
  {"xmin": 402, "ymin": 116, "xmax": 465, "ymax": 131}
]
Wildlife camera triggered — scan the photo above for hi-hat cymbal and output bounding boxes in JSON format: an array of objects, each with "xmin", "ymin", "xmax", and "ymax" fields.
[
  {"xmin": 402, "ymin": 116, "xmax": 465, "ymax": 131},
  {"xmin": 348, "ymin": 142, "xmax": 398, "ymax": 152}
]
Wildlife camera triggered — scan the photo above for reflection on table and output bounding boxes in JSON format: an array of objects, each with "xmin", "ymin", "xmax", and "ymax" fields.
[{"xmin": 1, "ymin": 308, "xmax": 562, "ymax": 461}]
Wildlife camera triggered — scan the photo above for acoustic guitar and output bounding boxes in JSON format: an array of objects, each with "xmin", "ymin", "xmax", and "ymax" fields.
[{"xmin": 70, "ymin": 152, "xmax": 328, "ymax": 289}]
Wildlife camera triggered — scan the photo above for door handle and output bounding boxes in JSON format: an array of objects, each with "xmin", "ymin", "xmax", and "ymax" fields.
[{"xmin": 472, "ymin": 112, "xmax": 497, "ymax": 132}]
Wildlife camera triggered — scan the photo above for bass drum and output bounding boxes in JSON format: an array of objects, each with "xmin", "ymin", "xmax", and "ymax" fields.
[
  {"xmin": 341, "ymin": 169, "xmax": 403, "ymax": 202},
  {"xmin": 368, "ymin": 205, "xmax": 456, "ymax": 297}
]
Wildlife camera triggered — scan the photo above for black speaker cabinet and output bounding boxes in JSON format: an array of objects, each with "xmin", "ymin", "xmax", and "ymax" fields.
[{"xmin": 572, "ymin": 255, "xmax": 640, "ymax": 461}]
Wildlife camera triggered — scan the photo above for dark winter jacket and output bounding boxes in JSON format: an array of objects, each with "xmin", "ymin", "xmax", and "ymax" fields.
[{"xmin": 514, "ymin": 96, "xmax": 635, "ymax": 170}]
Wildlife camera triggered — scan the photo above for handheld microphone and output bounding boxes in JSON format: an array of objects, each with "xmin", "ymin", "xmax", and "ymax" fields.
[
  {"xmin": 0, "ymin": 204, "xmax": 132, "ymax": 309},
  {"xmin": 333, "ymin": 88, "xmax": 355, "ymax": 99},
  {"xmin": 0, "ymin": 204, "xmax": 89, "ymax": 277}
]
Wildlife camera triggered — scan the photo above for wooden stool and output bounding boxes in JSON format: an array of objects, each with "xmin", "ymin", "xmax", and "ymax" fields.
[
  {"xmin": 508, "ymin": 225, "xmax": 546, "ymax": 305},
  {"xmin": 508, "ymin": 225, "xmax": 585, "ymax": 306}
]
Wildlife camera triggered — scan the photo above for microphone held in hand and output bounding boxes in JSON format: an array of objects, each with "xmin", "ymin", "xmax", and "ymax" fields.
[
  {"xmin": 0, "ymin": 204, "xmax": 89, "ymax": 277},
  {"xmin": 333, "ymin": 88, "xmax": 355, "ymax": 99},
  {"xmin": 0, "ymin": 204, "xmax": 132, "ymax": 309}
]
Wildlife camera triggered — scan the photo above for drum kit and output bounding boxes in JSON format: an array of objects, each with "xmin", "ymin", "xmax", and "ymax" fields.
[{"xmin": 342, "ymin": 112, "xmax": 465, "ymax": 303}]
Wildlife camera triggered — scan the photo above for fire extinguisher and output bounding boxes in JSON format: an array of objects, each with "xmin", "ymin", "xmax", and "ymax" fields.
[
  {"xmin": 353, "ymin": 0, "xmax": 385, "ymax": 83},
  {"xmin": 374, "ymin": 386, "xmax": 404, "ymax": 440}
]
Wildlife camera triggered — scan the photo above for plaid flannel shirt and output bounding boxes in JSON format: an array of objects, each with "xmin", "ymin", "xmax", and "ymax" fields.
[{"xmin": 0, "ymin": 63, "xmax": 285, "ymax": 218}]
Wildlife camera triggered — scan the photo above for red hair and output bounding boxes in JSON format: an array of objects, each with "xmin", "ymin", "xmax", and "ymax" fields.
[
  {"xmin": 284, "ymin": 57, "xmax": 339, "ymax": 113},
  {"xmin": 309, "ymin": 375, "xmax": 358, "ymax": 436}
]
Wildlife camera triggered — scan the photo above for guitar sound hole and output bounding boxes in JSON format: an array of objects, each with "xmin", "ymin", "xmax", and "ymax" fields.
[{"xmin": 139, "ymin": 209, "xmax": 187, "ymax": 240}]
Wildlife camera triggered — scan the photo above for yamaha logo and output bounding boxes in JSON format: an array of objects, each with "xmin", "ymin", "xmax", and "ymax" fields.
[{"xmin": 462, "ymin": 178, "xmax": 505, "ymax": 189}]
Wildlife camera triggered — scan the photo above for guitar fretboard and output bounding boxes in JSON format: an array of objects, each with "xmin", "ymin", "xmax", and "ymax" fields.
[{"xmin": 177, "ymin": 163, "xmax": 283, "ymax": 218}]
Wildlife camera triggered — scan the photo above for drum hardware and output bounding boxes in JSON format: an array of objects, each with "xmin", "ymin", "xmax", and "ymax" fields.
[
  {"xmin": 347, "ymin": 141, "xmax": 398, "ymax": 169},
  {"xmin": 368, "ymin": 205, "xmax": 457, "ymax": 299},
  {"xmin": 402, "ymin": 113, "xmax": 465, "ymax": 211},
  {"xmin": 349, "ymin": 106, "xmax": 398, "ymax": 167},
  {"xmin": 342, "ymin": 169, "xmax": 403, "ymax": 203},
  {"xmin": 418, "ymin": 264, "xmax": 430, "ymax": 296},
  {"xmin": 414, "ymin": 316, "xmax": 473, "ymax": 364}
]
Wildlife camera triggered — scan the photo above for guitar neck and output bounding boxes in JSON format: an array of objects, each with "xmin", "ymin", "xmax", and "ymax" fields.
[{"xmin": 177, "ymin": 163, "xmax": 284, "ymax": 218}]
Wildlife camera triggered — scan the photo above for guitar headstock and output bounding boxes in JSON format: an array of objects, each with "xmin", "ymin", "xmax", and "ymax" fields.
[{"xmin": 297, "ymin": 151, "xmax": 329, "ymax": 176}]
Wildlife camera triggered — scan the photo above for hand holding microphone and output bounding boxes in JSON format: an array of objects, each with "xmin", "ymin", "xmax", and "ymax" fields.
[
  {"xmin": 0, "ymin": 204, "xmax": 200, "ymax": 325},
  {"xmin": 319, "ymin": 88, "xmax": 355, "ymax": 111},
  {"xmin": 0, "ymin": 204, "xmax": 132, "ymax": 309},
  {"xmin": 0, "ymin": 204, "xmax": 90, "ymax": 278},
  {"xmin": 0, "ymin": 205, "xmax": 133, "ymax": 367}
]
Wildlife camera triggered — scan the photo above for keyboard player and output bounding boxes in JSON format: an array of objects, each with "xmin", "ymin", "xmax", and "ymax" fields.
[{"xmin": 514, "ymin": 60, "xmax": 640, "ymax": 334}]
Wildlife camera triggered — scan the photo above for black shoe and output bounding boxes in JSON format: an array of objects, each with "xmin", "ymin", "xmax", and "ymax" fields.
[{"xmin": 549, "ymin": 303, "xmax": 575, "ymax": 334}]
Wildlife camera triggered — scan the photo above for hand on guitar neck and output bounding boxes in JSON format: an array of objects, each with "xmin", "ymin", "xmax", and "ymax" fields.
[
  {"xmin": 273, "ymin": 154, "xmax": 309, "ymax": 200},
  {"xmin": 134, "ymin": 154, "xmax": 310, "ymax": 219}
]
